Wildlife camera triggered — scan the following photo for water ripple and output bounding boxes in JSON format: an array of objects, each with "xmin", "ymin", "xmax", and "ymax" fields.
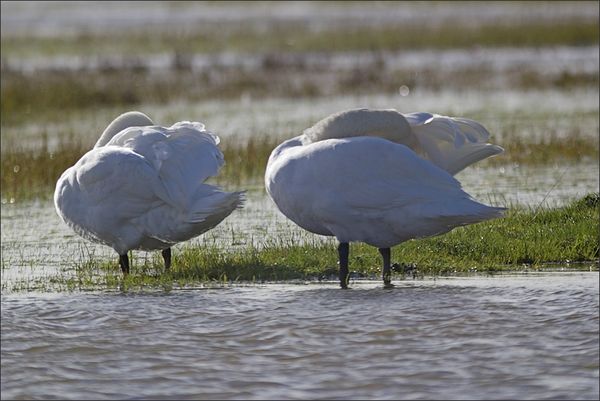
[{"xmin": 2, "ymin": 273, "xmax": 598, "ymax": 400}]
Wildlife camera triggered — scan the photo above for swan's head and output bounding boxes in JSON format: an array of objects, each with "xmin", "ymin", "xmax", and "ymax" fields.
[{"xmin": 94, "ymin": 111, "xmax": 155, "ymax": 148}]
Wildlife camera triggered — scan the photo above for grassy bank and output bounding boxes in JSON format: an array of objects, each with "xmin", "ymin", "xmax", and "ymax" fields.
[{"xmin": 6, "ymin": 194, "xmax": 598, "ymax": 292}]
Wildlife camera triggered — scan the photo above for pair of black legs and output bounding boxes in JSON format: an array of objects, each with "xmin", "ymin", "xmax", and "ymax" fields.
[
  {"xmin": 338, "ymin": 242, "xmax": 392, "ymax": 289},
  {"xmin": 118, "ymin": 247, "xmax": 171, "ymax": 276}
]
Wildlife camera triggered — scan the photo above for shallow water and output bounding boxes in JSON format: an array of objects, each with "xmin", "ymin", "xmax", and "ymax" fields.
[
  {"xmin": 2, "ymin": 1, "xmax": 596, "ymax": 37},
  {"xmin": 1, "ymin": 273, "xmax": 598, "ymax": 400},
  {"xmin": 2, "ymin": 87, "xmax": 599, "ymax": 153},
  {"xmin": 5, "ymin": 45, "xmax": 597, "ymax": 77}
]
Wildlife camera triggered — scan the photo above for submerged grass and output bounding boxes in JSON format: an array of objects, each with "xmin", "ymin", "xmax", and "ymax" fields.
[{"xmin": 7, "ymin": 194, "xmax": 596, "ymax": 293}]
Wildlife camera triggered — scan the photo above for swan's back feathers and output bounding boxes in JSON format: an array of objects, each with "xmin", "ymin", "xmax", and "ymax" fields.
[
  {"xmin": 155, "ymin": 122, "xmax": 224, "ymax": 210},
  {"xmin": 404, "ymin": 112, "xmax": 504, "ymax": 174},
  {"xmin": 55, "ymin": 147, "xmax": 173, "ymax": 251},
  {"xmin": 303, "ymin": 108, "xmax": 417, "ymax": 147},
  {"xmin": 103, "ymin": 122, "xmax": 224, "ymax": 211},
  {"xmin": 303, "ymin": 108, "xmax": 503, "ymax": 175}
]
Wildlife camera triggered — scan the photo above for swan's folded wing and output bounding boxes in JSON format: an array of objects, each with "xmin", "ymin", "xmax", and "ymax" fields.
[
  {"xmin": 155, "ymin": 123, "xmax": 224, "ymax": 210},
  {"xmin": 302, "ymin": 138, "xmax": 501, "ymax": 221},
  {"xmin": 332, "ymin": 139, "xmax": 468, "ymax": 212},
  {"xmin": 74, "ymin": 147, "xmax": 176, "ymax": 219},
  {"xmin": 404, "ymin": 112, "xmax": 504, "ymax": 175},
  {"xmin": 104, "ymin": 122, "xmax": 224, "ymax": 211}
]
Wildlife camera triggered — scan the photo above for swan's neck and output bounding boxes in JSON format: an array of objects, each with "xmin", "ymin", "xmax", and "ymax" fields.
[
  {"xmin": 303, "ymin": 108, "xmax": 416, "ymax": 145},
  {"xmin": 94, "ymin": 111, "xmax": 154, "ymax": 148},
  {"xmin": 270, "ymin": 136, "xmax": 304, "ymax": 159}
]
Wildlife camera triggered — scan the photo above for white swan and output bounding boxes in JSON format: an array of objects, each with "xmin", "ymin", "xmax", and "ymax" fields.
[
  {"xmin": 55, "ymin": 111, "xmax": 244, "ymax": 275},
  {"xmin": 265, "ymin": 108, "xmax": 505, "ymax": 288}
]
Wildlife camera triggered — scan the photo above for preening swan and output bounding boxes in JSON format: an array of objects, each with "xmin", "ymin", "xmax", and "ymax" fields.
[
  {"xmin": 55, "ymin": 111, "xmax": 244, "ymax": 275},
  {"xmin": 265, "ymin": 108, "xmax": 505, "ymax": 288}
]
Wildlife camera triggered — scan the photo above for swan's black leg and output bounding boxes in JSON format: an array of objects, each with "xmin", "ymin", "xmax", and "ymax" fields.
[
  {"xmin": 338, "ymin": 242, "xmax": 350, "ymax": 289},
  {"xmin": 119, "ymin": 253, "xmax": 130, "ymax": 276},
  {"xmin": 379, "ymin": 247, "xmax": 394, "ymax": 288},
  {"xmin": 162, "ymin": 248, "xmax": 172, "ymax": 270}
]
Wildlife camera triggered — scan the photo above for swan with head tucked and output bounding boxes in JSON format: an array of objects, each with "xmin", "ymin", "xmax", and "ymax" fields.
[
  {"xmin": 265, "ymin": 108, "xmax": 505, "ymax": 288},
  {"xmin": 54, "ymin": 111, "xmax": 244, "ymax": 275}
]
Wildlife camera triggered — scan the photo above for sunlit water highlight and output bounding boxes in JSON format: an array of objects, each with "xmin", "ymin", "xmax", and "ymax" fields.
[{"xmin": 1, "ymin": 273, "xmax": 598, "ymax": 400}]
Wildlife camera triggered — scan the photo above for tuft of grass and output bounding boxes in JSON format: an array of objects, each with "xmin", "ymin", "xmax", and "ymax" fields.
[
  {"xmin": 219, "ymin": 135, "xmax": 279, "ymax": 186},
  {"xmin": 485, "ymin": 127, "xmax": 599, "ymax": 166},
  {"xmin": 1, "ymin": 138, "xmax": 88, "ymax": 202}
]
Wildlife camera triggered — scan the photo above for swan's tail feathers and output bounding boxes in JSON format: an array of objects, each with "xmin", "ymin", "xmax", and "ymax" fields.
[
  {"xmin": 156, "ymin": 127, "xmax": 226, "ymax": 210},
  {"xmin": 404, "ymin": 112, "xmax": 504, "ymax": 175},
  {"xmin": 439, "ymin": 201, "xmax": 507, "ymax": 226},
  {"xmin": 188, "ymin": 189, "xmax": 245, "ymax": 225},
  {"xmin": 443, "ymin": 143, "xmax": 504, "ymax": 175},
  {"xmin": 418, "ymin": 205, "xmax": 506, "ymax": 242}
]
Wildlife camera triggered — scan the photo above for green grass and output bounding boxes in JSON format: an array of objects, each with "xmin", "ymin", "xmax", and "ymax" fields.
[
  {"xmin": 0, "ymin": 134, "xmax": 275, "ymax": 201},
  {"xmin": 2, "ymin": 129, "xmax": 598, "ymax": 203},
  {"xmin": 6, "ymin": 194, "xmax": 596, "ymax": 293}
]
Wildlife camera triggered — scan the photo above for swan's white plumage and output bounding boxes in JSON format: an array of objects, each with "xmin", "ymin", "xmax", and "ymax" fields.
[
  {"xmin": 265, "ymin": 108, "xmax": 504, "ymax": 249},
  {"xmin": 55, "ymin": 111, "xmax": 244, "ymax": 256},
  {"xmin": 303, "ymin": 108, "xmax": 417, "ymax": 148},
  {"xmin": 94, "ymin": 111, "xmax": 155, "ymax": 148},
  {"xmin": 403, "ymin": 111, "xmax": 504, "ymax": 175},
  {"xmin": 303, "ymin": 108, "xmax": 504, "ymax": 175}
]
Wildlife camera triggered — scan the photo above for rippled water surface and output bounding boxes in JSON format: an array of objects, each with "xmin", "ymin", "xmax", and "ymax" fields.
[{"xmin": 1, "ymin": 273, "xmax": 598, "ymax": 400}]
